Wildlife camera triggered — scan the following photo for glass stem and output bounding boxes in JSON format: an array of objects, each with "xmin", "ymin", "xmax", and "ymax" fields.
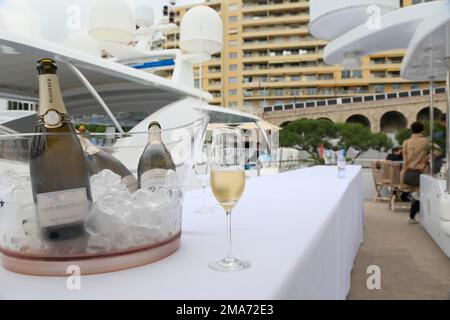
[
  {"xmin": 226, "ymin": 211, "xmax": 233, "ymax": 260},
  {"xmin": 202, "ymin": 181, "xmax": 206, "ymax": 208}
]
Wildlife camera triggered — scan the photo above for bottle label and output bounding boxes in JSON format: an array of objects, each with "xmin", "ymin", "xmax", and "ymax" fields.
[
  {"xmin": 141, "ymin": 169, "xmax": 168, "ymax": 190},
  {"xmin": 38, "ymin": 74, "xmax": 68, "ymax": 116},
  {"xmin": 122, "ymin": 175, "xmax": 138, "ymax": 193},
  {"xmin": 36, "ymin": 188, "xmax": 90, "ymax": 228}
]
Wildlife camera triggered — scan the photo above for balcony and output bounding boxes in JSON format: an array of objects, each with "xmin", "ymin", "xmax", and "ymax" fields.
[
  {"xmin": 207, "ymin": 82, "xmax": 222, "ymax": 90},
  {"xmin": 242, "ymin": 51, "xmax": 323, "ymax": 63},
  {"xmin": 241, "ymin": 65, "xmax": 338, "ymax": 76},
  {"xmin": 242, "ymin": 14, "xmax": 310, "ymax": 26},
  {"xmin": 242, "ymin": 26, "xmax": 310, "ymax": 38},
  {"xmin": 242, "ymin": 79, "xmax": 339, "ymax": 89},
  {"xmin": 204, "ymin": 0, "xmax": 222, "ymax": 4},
  {"xmin": 242, "ymin": 39, "xmax": 326, "ymax": 50},
  {"xmin": 242, "ymin": 1, "xmax": 310, "ymax": 13}
]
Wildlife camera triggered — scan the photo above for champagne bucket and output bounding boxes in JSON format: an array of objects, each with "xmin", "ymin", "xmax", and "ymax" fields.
[{"xmin": 0, "ymin": 118, "xmax": 209, "ymax": 276}]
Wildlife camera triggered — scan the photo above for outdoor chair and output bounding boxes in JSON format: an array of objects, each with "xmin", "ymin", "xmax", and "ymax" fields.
[
  {"xmin": 371, "ymin": 160, "xmax": 392, "ymax": 202},
  {"xmin": 388, "ymin": 161, "xmax": 410, "ymax": 211}
]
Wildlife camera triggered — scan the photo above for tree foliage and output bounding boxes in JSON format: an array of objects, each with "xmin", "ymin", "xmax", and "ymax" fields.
[
  {"xmin": 280, "ymin": 118, "xmax": 393, "ymax": 164},
  {"xmin": 395, "ymin": 128, "xmax": 412, "ymax": 146}
]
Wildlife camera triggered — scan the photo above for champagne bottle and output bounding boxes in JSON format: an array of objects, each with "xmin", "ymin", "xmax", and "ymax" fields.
[
  {"xmin": 30, "ymin": 58, "xmax": 92, "ymax": 241},
  {"xmin": 79, "ymin": 137, "xmax": 138, "ymax": 192},
  {"xmin": 137, "ymin": 122, "xmax": 176, "ymax": 190}
]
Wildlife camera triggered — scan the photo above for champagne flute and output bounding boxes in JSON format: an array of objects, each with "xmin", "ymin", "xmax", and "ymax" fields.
[
  {"xmin": 194, "ymin": 144, "xmax": 212, "ymax": 214},
  {"xmin": 209, "ymin": 127, "xmax": 251, "ymax": 272}
]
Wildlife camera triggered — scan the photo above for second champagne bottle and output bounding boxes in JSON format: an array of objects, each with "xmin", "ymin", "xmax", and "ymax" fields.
[
  {"xmin": 79, "ymin": 137, "xmax": 138, "ymax": 192},
  {"xmin": 138, "ymin": 122, "xmax": 176, "ymax": 190}
]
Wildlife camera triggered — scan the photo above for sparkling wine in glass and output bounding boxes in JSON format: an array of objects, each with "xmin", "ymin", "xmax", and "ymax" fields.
[{"xmin": 209, "ymin": 127, "xmax": 251, "ymax": 272}]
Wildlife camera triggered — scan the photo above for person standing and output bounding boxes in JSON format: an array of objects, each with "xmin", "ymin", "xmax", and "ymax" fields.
[
  {"xmin": 401, "ymin": 122, "xmax": 430, "ymax": 224},
  {"xmin": 433, "ymin": 113, "xmax": 446, "ymax": 173}
]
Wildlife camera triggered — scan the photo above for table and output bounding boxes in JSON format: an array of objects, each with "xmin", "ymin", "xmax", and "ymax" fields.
[
  {"xmin": 420, "ymin": 175, "xmax": 450, "ymax": 258},
  {"xmin": 0, "ymin": 166, "xmax": 364, "ymax": 300}
]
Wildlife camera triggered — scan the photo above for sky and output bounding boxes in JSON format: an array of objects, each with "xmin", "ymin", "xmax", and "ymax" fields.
[{"xmin": 0, "ymin": 0, "xmax": 204, "ymax": 43}]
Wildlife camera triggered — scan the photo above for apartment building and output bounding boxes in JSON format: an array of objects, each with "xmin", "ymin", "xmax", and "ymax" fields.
[{"xmin": 165, "ymin": 0, "xmax": 435, "ymax": 114}]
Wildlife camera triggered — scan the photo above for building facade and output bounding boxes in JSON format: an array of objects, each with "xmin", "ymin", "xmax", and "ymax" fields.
[{"xmin": 166, "ymin": 0, "xmax": 438, "ymax": 115}]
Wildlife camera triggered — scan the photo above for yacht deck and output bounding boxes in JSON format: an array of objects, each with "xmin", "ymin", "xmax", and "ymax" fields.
[{"xmin": 348, "ymin": 201, "xmax": 450, "ymax": 300}]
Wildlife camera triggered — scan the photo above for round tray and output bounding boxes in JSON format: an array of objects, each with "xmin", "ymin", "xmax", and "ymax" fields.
[{"xmin": 0, "ymin": 233, "xmax": 181, "ymax": 276}]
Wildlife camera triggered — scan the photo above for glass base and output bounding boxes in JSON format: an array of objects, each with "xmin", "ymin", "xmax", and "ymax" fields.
[
  {"xmin": 209, "ymin": 257, "xmax": 251, "ymax": 272},
  {"xmin": 195, "ymin": 207, "xmax": 212, "ymax": 214}
]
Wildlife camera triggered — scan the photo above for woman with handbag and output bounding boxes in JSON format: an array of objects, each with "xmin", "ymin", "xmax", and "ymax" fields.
[{"xmin": 400, "ymin": 122, "xmax": 430, "ymax": 225}]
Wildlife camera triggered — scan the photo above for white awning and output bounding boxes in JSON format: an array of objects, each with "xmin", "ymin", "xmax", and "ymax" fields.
[
  {"xmin": 0, "ymin": 30, "xmax": 211, "ymax": 116},
  {"xmin": 401, "ymin": 1, "xmax": 450, "ymax": 81},
  {"xmin": 322, "ymin": 2, "xmax": 443, "ymax": 66}
]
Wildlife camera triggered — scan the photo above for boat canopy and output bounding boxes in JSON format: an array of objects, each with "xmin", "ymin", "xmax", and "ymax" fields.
[
  {"xmin": 401, "ymin": 1, "xmax": 450, "ymax": 81},
  {"xmin": 0, "ymin": 30, "xmax": 211, "ymax": 116}
]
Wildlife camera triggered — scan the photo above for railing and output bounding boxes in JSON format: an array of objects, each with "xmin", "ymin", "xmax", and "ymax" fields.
[
  {"xmin": 243, "ymin": 37, "xmax": 317, "ymax": 46},
  {"xmin": 243, "ymin": 50, "xmax": 324, "ymax": 59},
  {"xmin": 263, "ymin": 87, "xmax": 446, "ymax": 113},
  {"xmin": 242, "ymin": 0, "xmax": 310, "ymax": 8},
  {"xmin": 243, "ymin": 26, "xmax": 309, "ymax": 34},
  {"xmin": 243, "ymin": 13, "xmax": 309, "ymax": 22}
]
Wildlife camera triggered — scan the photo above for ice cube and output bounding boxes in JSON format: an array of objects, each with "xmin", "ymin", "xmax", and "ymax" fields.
[
  {"xmin": 124, "ymin": 204, "xmax": 162, "ymax": 229},
  {"xmin": 90, "ymin": 169, "xmax": 123, "ymax": 200}
]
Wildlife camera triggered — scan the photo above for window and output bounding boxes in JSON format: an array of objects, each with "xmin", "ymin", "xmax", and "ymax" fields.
[
  {"xmin": 342, "ymin": 70, "xmax": 351, "ymax": 79},
  {"xmin": 229, "ymin": 89, "xmax": 237, "ymax": 96},
  {"xmin": 353, "ymin": 70, "xmax": 362, "ymax": 78},
  {"xmin": 291, "ymin": 88, "xmax": 300, "ymax": 96},
  {"xmin": 229, "ymin": 52, "xmax": 237, "ymax": 59},
  {"xmin": 229, "ymin": 16, "xmax": 237, "ymax": 22},
  {"xmin": 229, "ymin": 28, "xmax": 238, "ymax": 35},
  {"xmin": 229, "ymin": 4, "xmax": 238, "ymax": 11},
  {"xmin": 229, "ymin": 77, "xmax": 237, "ymax": 84},
  {"xmin": 229, "ymin": 40, "xmax": 238, "ymax": 47},
  {"xmin": 410, "ymin": 83, "xmax": 420, "ymax": 90},
  {"xmin": 342, "ymin": 70, "xmax": 362, "ymax": 79},
  {"xmin": 229, "ymin": 102, "xmax": 237, "ymax": 108},
  {"xmin": 374, "ymin": 85, "xmax": 385, "ymax": 93},
  {"xmin": 274, "ymin": 89, "xmax": 284, "ymax": 96},
  {"xmin": 229, "ymin": 64, "xmax": 237, "ymax": 71},
  {"xmin": 392, "ymin": 84, "xmax": 402, "ymax": 91},
  {"xmin": 260, "ymin": 100, "xmax": 269, "ymax": 108},
  {"xmin": 244, "ymin": 101, "xmax": 253, "ymax": 108}
]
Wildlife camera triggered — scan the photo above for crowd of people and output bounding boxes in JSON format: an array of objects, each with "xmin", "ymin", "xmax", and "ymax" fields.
[{"xmin": 385, "ymin": 114, "xmax": 446, "ymax": 224}]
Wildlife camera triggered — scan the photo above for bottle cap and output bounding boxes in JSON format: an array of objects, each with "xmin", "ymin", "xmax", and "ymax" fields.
[
  {"xmin": 148, "ymin": 121, "xmax": 162, "ymax": 130},
  {"xmin": 37, "ymin": 58, "xmax": 57, "ymax": 75}
]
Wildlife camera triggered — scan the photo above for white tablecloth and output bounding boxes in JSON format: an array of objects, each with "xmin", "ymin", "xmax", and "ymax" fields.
[{"xmin": 0, "ymin": 166, "xmax": 364, "ymax": 300}]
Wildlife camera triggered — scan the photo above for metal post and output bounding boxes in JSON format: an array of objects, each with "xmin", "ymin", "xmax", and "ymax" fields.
[
  {"xmin": 429, "ymin": 77, "xmax": 435, "ymax": 176},
  {"xmin": 445, "ymin": 57, "xmax": 450, "ymax": 193},
  {"xmin": 199, "ymin": 60, "xmax": 203, "ymax": 105},
  {"xmin": 64, "ymin": 62, "xmax": 125, "ymax": 135}
]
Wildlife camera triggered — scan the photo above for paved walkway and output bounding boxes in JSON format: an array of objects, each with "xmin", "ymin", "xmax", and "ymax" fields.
[{"xmin": 348, "ymin": 201, "xmax": 450, "ymax": 300}]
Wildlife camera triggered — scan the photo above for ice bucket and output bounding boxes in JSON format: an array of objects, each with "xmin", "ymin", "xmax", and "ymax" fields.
[{"xmin": 0, "ymin": 118, "xmax": 208, "ymax": 276}]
